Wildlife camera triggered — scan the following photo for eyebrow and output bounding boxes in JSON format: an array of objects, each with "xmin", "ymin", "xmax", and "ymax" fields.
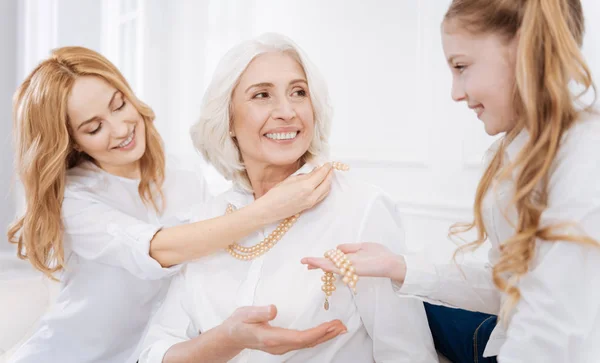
[
  {"xmin": 244, "ymin": 79, "xmax": 308, "ymax": 93},
  {"xmin": 76, "ymin": 90, "xmax": 120, "ymax": 130}
]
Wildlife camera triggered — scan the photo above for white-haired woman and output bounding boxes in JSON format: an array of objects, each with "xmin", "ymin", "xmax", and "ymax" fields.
[{"xmin": 139, "ymin": 33, "xmax": 438, "ymax": 363}]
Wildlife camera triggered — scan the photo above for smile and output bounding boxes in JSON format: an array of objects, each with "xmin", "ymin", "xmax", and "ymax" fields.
[
  {"xmin": 115, "ymin": 128, "xmax": 135, "ymax": 149},
  {"xmin": 265, "ymin": 131, "xmax": 298, "ymax": 141}
]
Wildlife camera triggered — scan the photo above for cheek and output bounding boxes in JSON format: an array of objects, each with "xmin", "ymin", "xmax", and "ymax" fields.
[
  {"xmin": 235, "ymin": 106, "xmax": 269, "ymax": 138},
  {"xmin": 298, "ymin": 104, "xmax": 315, "ymax": 133},
  {"xmin": 78, "ymin": 134, "xmax": 110, "ymax": 153}
]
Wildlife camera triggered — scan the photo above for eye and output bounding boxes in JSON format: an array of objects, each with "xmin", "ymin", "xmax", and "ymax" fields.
[
  {"xmin": 292, "ymin": 89, "xmax": 307, "ymax": 97},
  {"xmin": 454, "ymin": 64, "xmax": 467, "ymax": 73},
  {"xmin": 252, "ymin": 92, "xmax": 269, "ymax": 99},
  {"xmin": 89, "ymin": 122, "xmax": 103, "ymax": 135},
  {"xmin": 115, "ymin": 99, "xmax": 126, "ymax": 111}
]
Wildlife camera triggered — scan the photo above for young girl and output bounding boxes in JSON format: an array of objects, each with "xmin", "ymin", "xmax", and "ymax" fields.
[
  {"xmin": 7, "ymin": 46, "xmax": 343, "ymax": 363},
  {"xmin": 303, "ymin": 0, "xmax": 600, "ymax": 362}
]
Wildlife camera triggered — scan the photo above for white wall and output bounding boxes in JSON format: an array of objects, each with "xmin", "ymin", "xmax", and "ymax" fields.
[
  {"xmin": 0, "ymin": 0, "xmax": 18, "ymax": 255},
  {"xmin": 146, "ymin": 0, "xmax": 600, "ymax": 263},
  {"xmin": 4, "ymin": 0, "xmax": 600, "ymax": 261}
]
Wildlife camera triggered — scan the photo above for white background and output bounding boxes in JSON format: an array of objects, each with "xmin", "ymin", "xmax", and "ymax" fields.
[{"xmin": 1, "ymin": 0, "xmax": 599, "ymax": 265}]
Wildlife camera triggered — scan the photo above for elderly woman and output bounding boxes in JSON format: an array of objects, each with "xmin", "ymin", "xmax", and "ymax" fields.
[{"xmin": 139, "ymin": 33, "xmax": 438, "ymax": 363}]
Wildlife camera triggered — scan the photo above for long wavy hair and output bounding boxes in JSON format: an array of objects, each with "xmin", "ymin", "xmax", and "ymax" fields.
[
  {"xmin": 7, "ymin": 46, "xmax": 165, "ymax": 278},
  {"xmin": 446, "ymin": 0, "xmax": 597, "ymax": 321}
]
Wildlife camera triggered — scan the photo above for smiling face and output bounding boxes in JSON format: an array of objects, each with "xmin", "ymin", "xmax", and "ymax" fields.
[
  {"xmin": 67, "ymin": 76, "xmax": 146, "ymax": 176},
  {"xmin": 442, "ymin": 21, "xmax": 519, "ymax": 135},
  {"xmin": 230, "ymin": 51, "xmax": 315, "ymax": 170}
]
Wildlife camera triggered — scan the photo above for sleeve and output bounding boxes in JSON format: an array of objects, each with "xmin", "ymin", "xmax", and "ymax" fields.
[
  {"xmin": 395, "ymin": 248, "xmax": 501, "ymax": 315},
  {"xmin": 498, "ymin": 127, "xmax": 600, "ymax": 362},
  {"xmin": 139, "ymin": 270, "xmax": 199, "ymax": 363},
  {"xmin": 62, "ymin": 191, "xmax": 180, "ymax": 280},
  {"xmin": 353, "ymin": 193, "xmax": 439, "ymax": 363}
]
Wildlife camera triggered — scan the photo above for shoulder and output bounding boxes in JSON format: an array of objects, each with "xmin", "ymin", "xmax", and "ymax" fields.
[
  {"xmin": 65, "ymin": 162, "xmax": 111, "ymax": 200},
  {"xmin": 557, "ymin": 111, "xmax": 600, "ymax": 160},
  {"xmin": 546, "ymin": 111, "xmax": 600, "ymax": 213},
  {"xmin": 183, "ymin": 188, "xmax": 236, "ymax": 222},
  {"xmin": 552, "ymin": 112, "xmax": 600, "ymax": 178},
  {"xmin": 331, "ymin": 170, "xmax": 397, "ymax": 215},
  {"xmin": 164, "ymin": 154, "xmax": 208, "ymax": 185}
]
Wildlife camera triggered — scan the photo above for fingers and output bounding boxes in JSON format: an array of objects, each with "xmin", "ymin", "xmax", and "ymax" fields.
[
  {"xmin": 265, "ymin": 319, "xmax": 345, "ymax": 350},
  {"xmin": 300, "ymin": 257, "xmax": 341, "ymax": 274},
  {"xmin": 309, "ymin": 322, "xmax": 348, "ymax": 347},
  {"xmin": 296, "ymin": 320, "xmax": 346, "ymax": 348},
  {"xmin": 241, "ymin": 305, "xmax": 277, "ymax": 323},
  {"xmin": 305, "ymin": 163, "xmax": 332, "ymax": 189},
  {"xmin": 336, "ymin": 243, "xmax": 363, "ymax": 254},
  {"xmin": 310, "ymin": 169, "xmax": 333, "ymax": 205}
]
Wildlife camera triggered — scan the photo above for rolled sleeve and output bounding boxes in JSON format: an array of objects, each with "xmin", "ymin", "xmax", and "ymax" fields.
[{"xmin": 63, "ymin": 195, "xmax": 180, "ymax": 280}]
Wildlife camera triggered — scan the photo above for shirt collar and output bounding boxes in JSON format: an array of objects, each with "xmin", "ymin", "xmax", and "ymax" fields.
[
  {"xmin": 504, "ymin": 129, "xmax": 529, "ymax": 162},
  {"xmin": 227, "ymin": 161, "xmax": 320, "ymax": 209}
]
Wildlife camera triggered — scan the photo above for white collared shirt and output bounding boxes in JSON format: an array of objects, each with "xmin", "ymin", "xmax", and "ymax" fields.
[
  {"xmin": 140, "ymin": 163, "xmax": 438, "ymax": 363},
  {"xmin": 397, "ymin": 112, "xmax": 600, "ymax": 362},
  {"xmin": 9, "ymin": 159, "xmax": 209, "ymax": 363}
]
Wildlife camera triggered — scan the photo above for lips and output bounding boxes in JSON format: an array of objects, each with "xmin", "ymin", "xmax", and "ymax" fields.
[
  {"xmin": 265, "ymin": 131, "xmax": 299, "ymax": 140},
  {"xmin": 114, "ymin": 127, "xmax": 135, "ymax": 149}
]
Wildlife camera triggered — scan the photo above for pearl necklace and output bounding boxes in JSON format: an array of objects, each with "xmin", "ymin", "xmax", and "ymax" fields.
[{"xmin": 224, "ymin": 162, "xmax": 349, "ymax": 261}]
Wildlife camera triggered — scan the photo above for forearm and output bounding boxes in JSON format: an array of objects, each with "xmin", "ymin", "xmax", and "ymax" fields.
[
  {"xmin": 150, "ymin": 202, "xmax": 269, "ymax": 267},
  {"xmin": 163, "ymin": 325, "xmax": 243, "ymax": 363},
  {"xmin": 395, "ymin": 253, "xmax": 500, "ymax": 314}
]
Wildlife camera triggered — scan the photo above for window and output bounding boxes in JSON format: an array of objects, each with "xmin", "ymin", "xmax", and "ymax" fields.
[{"xmin": 101, "ymin": 0, "xmax": 145, "ymax": 96}]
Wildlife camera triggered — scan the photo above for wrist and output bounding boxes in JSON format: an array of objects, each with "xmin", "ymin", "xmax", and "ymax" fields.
[
  {"xmin": 216, "ymin": 322, "xmax": 245, "ymax": 352},
  {"xmin": 243, "ymin": 199, "xmax": 274, "ymax": 227},
  {"xmin": 386, "ymin": 254, "xmax": 407, "ymax": 285}
]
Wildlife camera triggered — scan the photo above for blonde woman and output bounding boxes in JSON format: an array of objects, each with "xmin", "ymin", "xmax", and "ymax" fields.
[
  {"xmin": 139, "ymin": 33, "xmax": 438, "ymax": 363},
  {"xmin": 7, "ymin": 47, "xmax": 342, "ymax": 363},
  {"xmin": 303, "ymin": 0, "xmax": 600, "ymax": 362}
]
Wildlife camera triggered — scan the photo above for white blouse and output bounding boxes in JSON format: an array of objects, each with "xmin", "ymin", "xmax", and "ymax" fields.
[
  {"xmin": 140, "ymin": 163, "xmax": 438, "ymax": 363},
  {"xmin": 9, "ymin": 159, "xmax": 209, "ymax": 363},
  {"xmin": 397, "ymin": 113, "xmax": 600, "ymax": 362}
]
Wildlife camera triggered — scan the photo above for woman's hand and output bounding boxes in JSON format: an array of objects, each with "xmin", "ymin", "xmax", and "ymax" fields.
[
  {"xmin": 253, "ymin": 163, "xmax": 334, "ymax": 223},
  {"xmin": 224, "ymin": 305, "xmax": 347, "ymax": 355},
  {"xmin": 301, "ymin": 243, "xmax": 408, "ymax": 285}
]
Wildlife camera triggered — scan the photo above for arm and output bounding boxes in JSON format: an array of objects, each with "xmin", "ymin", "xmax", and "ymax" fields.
[
  {"xmin": 353, "ymin": 193, "xmax": 438, "ymax": 363},
  {"xmin": 140, "ymin": 272, "xmax": 347, "ymax": 362},
  {"xmin": 396, "ymin": 248, "xmax": 501, "ymax": 314},
  {"xmin": 498, "ymin": 127, "xmax": 600, "ymax": 362},
  {"xmin": 63, "ymin": 164, "xmax": 334, "ymax": 276},
  {"xmin": 139, "ymin": 271, "xmax": 242, "ymax": 363},
  {"xmin": 151, "ymin": 162, "xmax": 333, "ymax": 267}
]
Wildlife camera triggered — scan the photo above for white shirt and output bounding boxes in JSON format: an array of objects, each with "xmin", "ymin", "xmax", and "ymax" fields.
[
  {"xmin": 397, "ymin": 112, "xmax": 600, "ymax": 362},
  {"xmin": 140, "ymin": 163, "xmax": 438, "ymax": 363},
  {"xmin": 9, "ymin": 159, "xmax": 209, "ymax": 363}
]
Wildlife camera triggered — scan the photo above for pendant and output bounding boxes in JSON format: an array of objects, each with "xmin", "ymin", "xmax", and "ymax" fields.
[{"xmin": 324, "ymin": 298, "xmax": 329, "ymax": 311}]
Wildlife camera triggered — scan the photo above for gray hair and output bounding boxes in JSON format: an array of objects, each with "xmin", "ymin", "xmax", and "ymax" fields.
[{"xmin": 190, "ymin": 33, "xmax": 332, "ymax": 191}]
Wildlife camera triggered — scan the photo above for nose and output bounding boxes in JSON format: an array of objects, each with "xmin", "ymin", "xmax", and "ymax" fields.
[
  {"xmin": 271, "ymin": 97, "xmax": 296, "ymax": 121},
  {"xmin": 109, "ymin": 117, "xmax": 131, "ymax": 139},
  {"xmin": 451, "ymin": 78, "xmax": 467, "ymax": 102}
]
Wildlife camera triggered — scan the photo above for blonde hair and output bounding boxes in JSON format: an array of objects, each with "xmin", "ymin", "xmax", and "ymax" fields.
[
  {"xmin": 446, "ymin": 0, "xmax": 597, "ymax": 321},
  {"xmin": 191, "ymin": 33, "xmax": 332, "ymax": 191},
  {"xmin": 7, "ymin": 46, "xmax": 166, "ymax": 278}
]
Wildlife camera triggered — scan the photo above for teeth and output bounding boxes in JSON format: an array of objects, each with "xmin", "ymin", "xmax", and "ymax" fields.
[
  {"xmin": 118, "ymin": 130, "xmax": 135, "ymax": 148},
  {"xmin": 265, "ymin": 132, "xmax": 298, "ymax": 140}
]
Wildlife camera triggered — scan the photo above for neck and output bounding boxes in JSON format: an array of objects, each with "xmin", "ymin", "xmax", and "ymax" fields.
[
  {"xmin": 245, "ymin": 159, "xmax": 303, "ymax": 199},
  {"xmin": 98, "ymin": 160, "xmax": 141, "ymax": 180}
]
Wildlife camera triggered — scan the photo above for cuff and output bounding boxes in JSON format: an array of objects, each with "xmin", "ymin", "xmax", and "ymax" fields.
[
  {"xmin": 392, "ymin": 254, "xmax": 440, "ymax": 297},
  {"xmin": 139, "ymin": 339, "xmax": 182, "ymax": 363}
]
